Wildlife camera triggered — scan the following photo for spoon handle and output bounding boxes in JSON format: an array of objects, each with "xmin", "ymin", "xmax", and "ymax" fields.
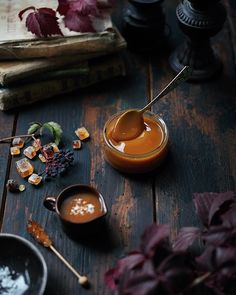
[{"xmin": 141, "ymin": 66, "xmax": 192, "ymax": 113}]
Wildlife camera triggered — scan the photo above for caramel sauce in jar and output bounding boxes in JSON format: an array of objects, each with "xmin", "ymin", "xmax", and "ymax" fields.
[
  {"xmin": 60, "ymin": 192, "xmax": 105, "ymax": 223},
  {"xmin": 103, "ymin": 111, "xmax": 169, "ymax": 173}
]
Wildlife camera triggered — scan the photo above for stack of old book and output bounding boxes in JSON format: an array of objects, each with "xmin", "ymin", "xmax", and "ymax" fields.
[{"xmin": 0, "ymin": 0, "xmax": 126, "ymax": 111}]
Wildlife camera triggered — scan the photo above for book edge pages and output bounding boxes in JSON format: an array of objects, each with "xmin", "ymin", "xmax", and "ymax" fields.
[
  {"xmin": 0, "ymin": 27, "xmax": 127, "ymax": 85},
  {"xmin": 0, "ymin": 54, "xmax": 126, "ymax": 111}
]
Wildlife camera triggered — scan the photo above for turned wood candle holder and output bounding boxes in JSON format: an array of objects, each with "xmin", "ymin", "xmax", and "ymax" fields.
[
  {"xmin": 123, "ymin": 0, "xmax": 166, "ymax": 51},
  {"xmin": 169, "ymin": 0, "xmax": 226, "ymax": 81}
]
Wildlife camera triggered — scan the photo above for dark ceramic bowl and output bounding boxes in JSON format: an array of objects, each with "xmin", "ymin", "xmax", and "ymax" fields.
[{"xmin": 0, "ymin": 233, "xmax": 47, "ymax": 295}]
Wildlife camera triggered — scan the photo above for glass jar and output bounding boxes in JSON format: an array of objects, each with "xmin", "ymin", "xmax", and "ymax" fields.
[{"xmin": 102, "ymin": 110, "xmax": 169, "ymax": 173}]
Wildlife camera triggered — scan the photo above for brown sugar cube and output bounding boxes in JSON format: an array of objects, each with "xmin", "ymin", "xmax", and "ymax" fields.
[
  {"xmin": 12, "ymin": 137, "xmax": 24, "ymax": 148},
  {"xmin": 10, "ymin": 146, "xmax": 21, "ymax": 156},
  {"xmin": 72, "ymin": 140, "xmax": 82, "ymax": 150},
  {"xmin": 28, "ymin": 173, "xmax": 42, "ymax": 185},
  {"xmin": 23, "ymin": 146, "xmax": 37, "ymax": 159},
  {"xmin": 75, "ymin": 127, "xmax": 90, "ymax": 141},
  {"xmin": 16, "ymin": 158, "xmax": 34, "ymax": 178}
]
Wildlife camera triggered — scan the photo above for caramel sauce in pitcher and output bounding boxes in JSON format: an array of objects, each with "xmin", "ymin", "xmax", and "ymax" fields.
[{"xmin": 60, "ymin": 192, "xmax": 104, "ymax": 223}]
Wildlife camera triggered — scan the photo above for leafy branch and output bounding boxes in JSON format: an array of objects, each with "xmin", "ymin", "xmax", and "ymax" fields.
[
  {"xmin": 28, "ymin": 121, "xmax": 62, "ymax": 146},
  {"xmin": 105, "ymin": 192, "xmax": 236, "ymax": 295}
]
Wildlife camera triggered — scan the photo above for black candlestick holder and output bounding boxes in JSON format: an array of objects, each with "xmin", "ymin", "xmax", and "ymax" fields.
[
  {"xmin": 169, "ymin": 0, "xmax": 226, "ymax": 81},
  {"xmin": 123, "ymin": 0, "xmax": 166, "ymax": 51}
]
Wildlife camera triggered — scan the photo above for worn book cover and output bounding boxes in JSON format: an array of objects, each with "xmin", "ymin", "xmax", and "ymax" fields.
[
  {"xmin": 0, "ymin": 54, "xmax": 126, "ymax": 111},
  {"xmin": 0, "ymin": 28, "xmax": 126, "ymax": 86},
  {"xmin": 0, "ymin": 0, "xmax": 121, "ymax": 59}
]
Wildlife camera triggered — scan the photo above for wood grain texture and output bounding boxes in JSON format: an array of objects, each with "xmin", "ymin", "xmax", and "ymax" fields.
[
  {"xmin": 1, "ymin": 51, "xmax": 154, "ymax": 294},
  {"xmin": 225, "ymin": 0, "xmax": 236, "ymax": 68},
  {"xmin": 152, "ymin": 0, "xmax": 236, "ymax": 238},
  {"xmin": 0, "ymin": 112, "xmax": 15, "ymax": 229},
  {"xmin": 0, "ymin": 1, "xmax": 235, "ymax": 295}
]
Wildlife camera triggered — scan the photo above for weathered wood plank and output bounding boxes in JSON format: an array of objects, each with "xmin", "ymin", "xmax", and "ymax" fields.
[
  {"xmin": 0, "ymin": 112, "xmax": 15, "ymax": 229},
  {"xmin": 225, "ymin": 0, "xmax": 236, "ymax": 68},
  {"xmin": 1, "ymin": 51, "xmax": 154, "ymax": 294},
  {"xmin": 152, "ymin": 1, "xmax": 236, "ymax": 238}
]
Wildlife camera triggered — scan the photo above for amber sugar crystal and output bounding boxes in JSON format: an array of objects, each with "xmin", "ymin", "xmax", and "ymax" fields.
[
  {"xmin": 23, "ymin": 146, "xmax": 37, "ymax": 159},
  {"xmin": 10, "ymin": 146, "xmax": 21, "ymax": 156},
  {"xmin": 72, "ymin": 139, "xmax": 82, "ymax": 149},
  {"xmin": 38, "ymin": 154, "xmax": 46, "ymax": 163},
  {"xmin": 75, "ymin": 127, "xmax": 90, "ymax": 141},
  {"xmin": 16, "ymin": 158, "xmax": 34, "ymax": 178},
  {"xmin": 12, "ymin": 137, "xmax": 24, "ymax": 148},
  {"xmin": 28, "ymin": 173, "xmax": 42, "ymax": 185},
  {"xmin": 32, "ymin": 139, "xmax": 41, "ymax": 152}
]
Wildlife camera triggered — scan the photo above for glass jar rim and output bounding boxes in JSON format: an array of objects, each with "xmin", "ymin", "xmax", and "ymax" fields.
[{"xmin": 103, "ymin": 110, "xmax": 169, "ymax": 159}]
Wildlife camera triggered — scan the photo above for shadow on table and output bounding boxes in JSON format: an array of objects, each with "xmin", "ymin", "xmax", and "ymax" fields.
[{"xmin": 62, "ymin": 218, "xmax": 117, "ymax": 253}]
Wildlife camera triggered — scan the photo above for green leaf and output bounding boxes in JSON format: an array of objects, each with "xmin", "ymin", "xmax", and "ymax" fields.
[
  {"xmin": 42, "ymin": 121, "xmax": 62, "ymax": 146},
  {"xmin": 28, "ymin": 122, "xmax": 42, "ymax": 134}
]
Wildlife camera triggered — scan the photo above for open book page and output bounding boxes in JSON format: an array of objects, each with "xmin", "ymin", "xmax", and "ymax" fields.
[{"xmin": 0, "ymin": 0, "xmax": 112, "ymax": 43}]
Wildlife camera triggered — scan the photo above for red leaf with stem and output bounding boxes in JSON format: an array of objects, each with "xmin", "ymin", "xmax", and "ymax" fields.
[{"xmin": 18, "ymin": 7, "xmax": 63, "ymax": 37}]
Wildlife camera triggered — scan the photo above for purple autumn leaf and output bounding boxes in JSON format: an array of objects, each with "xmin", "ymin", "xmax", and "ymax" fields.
[
  {"xmin": 193, "ymin": 192, "xmax": 219, "ymax": 227},
  {"xmin": 193, "ymin": 192, "xmax": 235, "ymax": 227},
  {"xmin": 140, "ymin": 224, "xmax": 170, "ymax": 258},
  {"xmin": 196, "ymin": 246, "xmax": 236, "ymax": 274},
  {"xmin": 221, "ymin": 204, "xmax": 236, "ymax": 228},
  {"xmin": 215, "ymin": 247, "xmax": 236, "ymax": 268},
  {"xmin": 208, "ymin": 192, "xmax": 235, "ymax": 226},
  {"xmin": 118, "ymin": 260, "xmax": 158, "ymax": 295},
  {"xmin": 69, "ymin": 0, "xmax": 99, "ymax": 16},
  {"xmin": 19, "ymin": 7, "xmax": 63, "ymax": 38},
  {"xmin": 158, "ymin": 252, "xmax": 196, "ymax": 293},
  {"xmin": 195, "ymin": 246, "xmax": 216, "ymax": 272},
  {"xmin": 104, "ymin": 251, "xmax": 145, "ymax": 291},
  {"xmin": 64, "ymin": 11, "xmax": 95, "ymax": 32},
  {"xmin": 205, "ymin": 247, "xmax": 236, "ymax": 292},
  {"xmin": 173, "ymin": 227, "xmax": 201, "ymax": 251},
  {"xmin": 57, "ymin": 0, "xmax": 70, "ymax": 15},
  {"xmin": 202, "ymin": 225, "xmax": 235, "ymax": 247}
]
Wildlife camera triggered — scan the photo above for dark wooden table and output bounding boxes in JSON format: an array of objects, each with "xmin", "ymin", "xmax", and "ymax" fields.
[{"xmin": 0, "ymin": 1, "xmax": 236, "ymax": 294}]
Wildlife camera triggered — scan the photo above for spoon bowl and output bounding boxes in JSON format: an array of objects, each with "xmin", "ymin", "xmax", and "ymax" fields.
[
  {"xmin": 112, "ymin": 66, "xmax": 192, "ymax": 142},
  {"xmin": 112, "ymin": 109, "xmax": 144, "ymax": 141}
]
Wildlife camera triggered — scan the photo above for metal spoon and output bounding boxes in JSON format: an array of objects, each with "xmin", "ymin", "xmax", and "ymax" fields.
[{"xmin": 112, "ymin": 66, "xmax": 192, "ymax": 141}]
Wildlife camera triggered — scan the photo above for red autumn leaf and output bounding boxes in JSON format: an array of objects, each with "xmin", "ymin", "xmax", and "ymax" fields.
[
  {"xmin": 69, "ymin": 0, "xmax": 99, "ymax": 16},
  {"xmin": 193, "ymin": 192, "xmax": 235, "ymax": 227},
  {"xmin": 57, "ymin": 0, "xmax": 70, "ymax": 16},
  {"xmin": 173, "ymin": 227, "xmax": 201, "ymax": 251},
  {"xmin": 140, "ymin": 224, "xmax": 170, "ymax": 258},
  {"xmin": 64, "ymin": 11, "xmax": 95, "ymax": 32},
  {"xmin": 118, "ymin": 260, "xmax": 158, "ymax": 295},
  {"xmin": 104, "ymin": 251, "xmax": 145, "ymax": 291},
  {"xmin": 18, "ymin": 7, "xmax": 63, "ymax": 38}
]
